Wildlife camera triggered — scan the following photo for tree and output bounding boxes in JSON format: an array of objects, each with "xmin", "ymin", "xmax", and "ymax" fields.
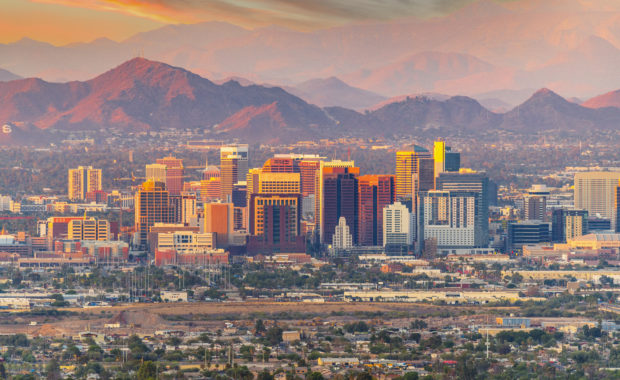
[
  {"xmin": 240, "ymin": 345, "xmax": 255, "ymax": 361},
  {"xmin": 266, "ymin": 326, "xmax": 283, "ymax": 346},
  {"xmin": 400, "ymin": 373, "xmax": 418, "ymax": 380},
  {"xmin": 410, "ymin": 320, "xmax": 427, "ymax": 330},
  {"xmin": 255, "ymin": 319, "xmax": 266, "ymax": 335},
  {"xmin": 306, "ymin": 372, "xmax": 325, "ymax": 380},
  {"xmin": 45, "ymin": 359, "xmax": 62, "ymax": 380},
  {"xmin": 257, "ymin": 370, "xmax": 274, "ymax": 380},
  {"xmin": 356, "ymin": 371, "xmax": 373, "ymax": 380},
  {"xmin": 137, "ymin": 361, "xmax": 157, "ymax": 380}
]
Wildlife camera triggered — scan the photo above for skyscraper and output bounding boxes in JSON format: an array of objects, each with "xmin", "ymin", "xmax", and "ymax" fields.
[
  {"xmin": 413, "ymin": 157, "xmax": 435, "ymax": 197},
  {"xmin": 574, "ymin": 172, "xmax": 620, "ymax": 220},
  {"xmin": 169, "ymin": 192, "xmax": 198, "ymax": 225},
  {"xmin": 436, "ymin": 171, "xmax": 489, "ymax": 248},
  {"xmin": 134, "ymin": 180, "xmax": 173, "ymax": 249},
  {"xmin": 552, "ymin": 209, "xmax": 588, "ymax": 243},
  {"xmin": 247, "ymin": 172, "xmax": 304, "ymax": 253},
  {"xmin": 68, "ymin": 166, "xmax": 101, "ymax": 201},
  {"xmin": 316, "ymin": 161, "xmax": 359, "ymax": 244},
  {"xmin": 247, "ymin": 194, "xmax": 304, "ymax": 254},
  {"xmin": 419, "ymin": 190, "xmax": 480, "ymax": 249},
  {"xmin": 433, "ymin": 140, "xmax": 460, "ymax": 182},
  {"xmin": 358, "ymin": 175, "xmax": 395, "ymax": 246},
  {"xmin": 156, "ymin": 156, "xmax": 184, "ymax": 196},
  {"xmin": 146, "ymin": 163, "xmax": 167, "ymax": 184},
  {"xmin": 220, "ymin": 144, "xmax": 249, "ymax": 201},
  {"xmin": 200, "ymin": 177, "xmax": 221, "ymax": 201},
  {"xmin": 395, "ymin": 147, "xmax": 431, "ymax": 200},
  {"xmin": 523, "ymin": 185, "xmax": 550, "ymax": 221},
  {"xmin": 614, "ymin": 181, "xmax": 620, "ymax": 233},
  {"xmin": 383, "ymin": 201, "xmax": 414, "ymax": 247},
  {"xmin": 203, "ymin": 166, "xmax": 221, "ymax": 181},
  {"xmin": 264, "ymin": 154, "xmax": 322, "ymax": 197},
  {"xmin": 204, "ymin": 202, "xmax": 234, "ymax": 248},
  {"xmin": 332, "ymin": 217, "xmax": 353, "ymax": 250}
]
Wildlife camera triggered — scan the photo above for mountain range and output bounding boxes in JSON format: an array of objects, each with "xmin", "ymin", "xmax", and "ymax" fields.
[
  {"xmin": 0, "ymin": 68, "xmax": 20, "ymax": 82},
  {"xmin": 1, "ymin": 58, "xmax": 620, "ymax": 145},
  {"xmin": 3, "ymin": 0, "xmax": 620, "ymax": 106}
]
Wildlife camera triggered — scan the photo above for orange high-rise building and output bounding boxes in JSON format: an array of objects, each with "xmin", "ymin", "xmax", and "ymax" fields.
[
  {"xmin": 204, "ymin": 202, "xmax": 234, "ymax": 247},
  {"xmin": 134, "ymin": 181, "xmax": 173, "ymax": 248},
  {"xmin": 156, "ymin": 156, "xmax": 184, "ymax": 195}
]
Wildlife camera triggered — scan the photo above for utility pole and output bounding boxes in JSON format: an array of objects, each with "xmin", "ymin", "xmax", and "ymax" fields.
[{"xmin": 486, "ymin": 315, "xmax": 490, "ymax": 359}]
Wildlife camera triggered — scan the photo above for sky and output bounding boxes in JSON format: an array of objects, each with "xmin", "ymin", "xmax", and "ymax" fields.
[{"xmin": 0, "ymin": 0, "xmax": 490, "ymax": 45}]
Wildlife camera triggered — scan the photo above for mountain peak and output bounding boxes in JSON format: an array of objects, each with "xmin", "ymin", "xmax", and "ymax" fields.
[
  {"xmin": 582, "ymin": 89, "xmax": 620, "ymax": 109},
  {"xmin": 533, "ymin": 88, "xmax": 555, "ymax": 96}
]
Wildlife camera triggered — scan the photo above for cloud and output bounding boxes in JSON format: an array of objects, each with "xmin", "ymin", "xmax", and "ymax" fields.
[{"xmin": 29, "ymin": 0, "xmax": 481, "ymax": 29}]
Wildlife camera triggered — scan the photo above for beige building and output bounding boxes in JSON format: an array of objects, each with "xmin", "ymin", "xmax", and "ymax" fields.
[
  {"xmin": 68, "ymin": 217, "xmax": 109, "ymax": 241},
  {"xmin": 574, "ymin": 171, "xmax": 620, "ymax": 219},
  {"xmin": 556, "ymin": 233, "xmax": 620, "ymax": 250},
  {"xmin": 68, "ymin": 166, "xmax": 102, "ymax": 201},
  {"xmin": 220, "ymin": 144, "xmax": 249, "ymax": 200},
  {"xmin": 157, "ymin": 230, "xmax": 215, "ymax": 253}
]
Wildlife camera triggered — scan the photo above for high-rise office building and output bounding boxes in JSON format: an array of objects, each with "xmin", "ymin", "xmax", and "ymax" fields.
[
  {"xmin": 204, "ymin": 202, "xmax": 234, "ymax": 248},
  {"xmin": 614, "ymin": 181, "xmax": 620, "ymax": 233},
  {"xmin": 419, "ymin": 190, "xmax": 480, "ymax": 249},
  {"xmin": 146, "ymin": 164, "xmax": 167, "ymax": 184},
  {"xmin": 68, "ymin": 166, "xmax": 101, "ymax": 201},
  {"xmin": 203, "ymin": 166, "xmax": 221, "ymax": 181},
  {"xmin": 395, "ymin": 147, "xmax": 431, "ymax": 200},
  {"xmin": 134, "ymin": 181, "xmax": 173, "ymax": 248},
  {"xmin": 232, "ymin": 182, "xmax": 247, "ymax": 208},
  {"xmin": 316, "ymin": 161, "xmax": 359, "ymax": 244},
  {"xmin": 574, "ymin": 171, "xmax": 620, "ymax": 220},
  {"xmin": 68, "ymin": 217, "xmax": 110, "ymax": 241},
  {"xmin": 169, "ymin": 192, "xmax": 197, "ymax": 225},
  {"xmin": 358, "ymin": 175, "xmax": 395, "ymax": 246},
  {"xmin": 436, "ymin": 171, "xmax": 489, "ymax": 247},
  {"xmin": 247, "ymin": 171, "xmax": 303, "ymax": 253},
  {"xmin": 383, "ymin": 201, "xmax": 414, "ymax": 246},
  {"xmin": 332, "ymin": 217, "xmax": 353, "ymax": 250},
  {"xmin": 262, "ymin": 157, "xmax": 295, "ymax": 173},
  {"xmin": 220, "ymin": 144, "xmax": 249, "ymax": 201},
  {"xmin": 298, "ymin": 159, "xmax": 321, "ymax": 197},
  {"xmin": 523, "ymin": 185, "xmax": 550, "ymax": 221},
  {"xmin": 200, "ymin": 177, "xmax": 221, "ymax": 201},
  {"xmin": 247, "ymin": 194, "xmax": 304, "ymax": 254},
  {"xmin": 506, "ymin": 221, "xmax": 551, "ymax": 252},
  {"xmin": 264, "ymin": 154, "xmax": 322, "ymax": 197},
  {"xmin": 433, "ymin": 140, "xmax": 460, "ymax": 182},
  {"xmin": 413, "ymin": 157, "xmax": 435, "ymax": 196},
  {"xmin": 156, "ymin": 156, "xmax": 184, "ymax": 195},
  {"xmin": 552, "ymin": 209, "xmax": 588, "ymax": 243}
]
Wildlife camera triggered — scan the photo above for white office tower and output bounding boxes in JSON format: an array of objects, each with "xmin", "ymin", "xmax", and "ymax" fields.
[
  {"xmin": 332, "ymin": 217, "xmax": 353, "ymax": 250},
  {"xmin": 421, "ymin": 190, "xmax": 478, "ymax": 248},
  {"xmin": 574, "ymin": 171, "xmax": 620, "ymax": 220},
  {"xmin": 383, "ymin": 202, "xmax": 414, "ymax": 246}
]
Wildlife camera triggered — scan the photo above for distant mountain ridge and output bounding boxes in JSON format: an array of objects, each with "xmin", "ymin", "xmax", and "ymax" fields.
[
  {"xmin": 0, "ymin": 58, "xmax": 335, "ymax": 143},
  {"xmin": 0, "ymin": 68, "xmax": 21, "ymax": 82},
  {"xmin": 4, "ymin": 0, "xmax": 620, "ymax": 101},
  {"xmin": 582, "ymin": 90, "xmax": 620, "ymax": 109},
  {"xmin": 1, "ymin": 58, "xmax": 620, "ymax": 145}
]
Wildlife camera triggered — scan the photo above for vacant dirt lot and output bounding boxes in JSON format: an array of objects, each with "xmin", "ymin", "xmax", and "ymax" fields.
[{"xmin": 0, "ymin": 302, "xmax": 515, "ymax": 336}]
